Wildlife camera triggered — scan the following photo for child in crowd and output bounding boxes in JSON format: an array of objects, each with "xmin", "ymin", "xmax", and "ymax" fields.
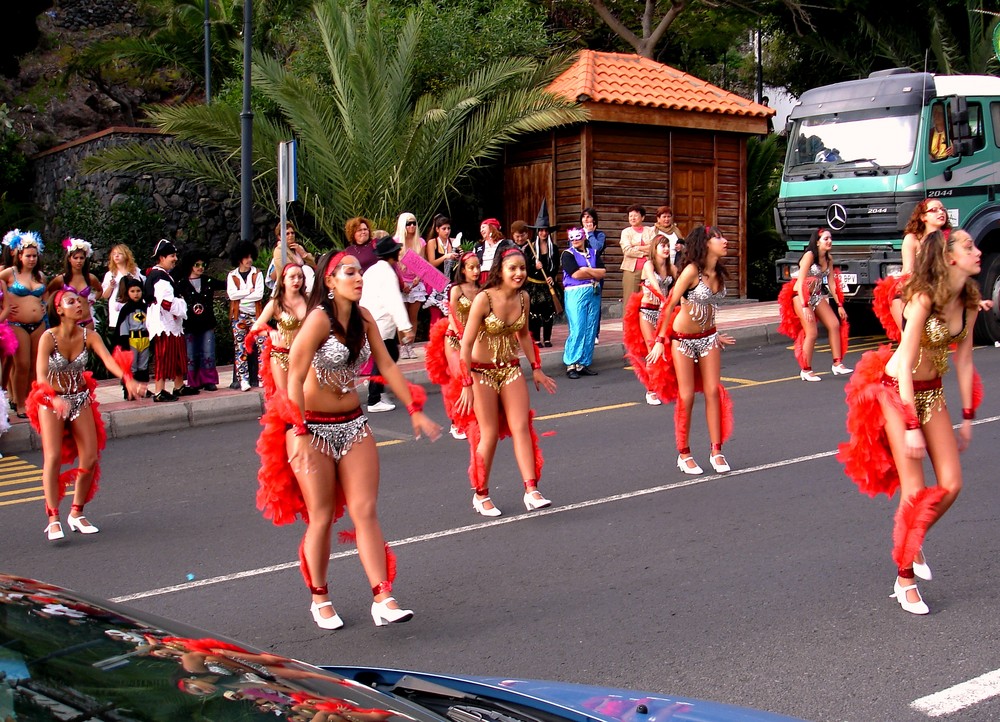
[{"xmin": 117, "ymin": 277, "xmax": 151, "ymax": 395}]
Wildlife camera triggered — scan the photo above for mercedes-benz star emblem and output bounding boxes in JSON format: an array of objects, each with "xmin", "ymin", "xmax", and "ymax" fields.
[{"xmin": 826, "ymin": 203, "xmax": 848, "ymax": 231}]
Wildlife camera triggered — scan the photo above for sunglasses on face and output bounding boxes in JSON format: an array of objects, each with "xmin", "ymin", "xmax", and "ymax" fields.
[
  {"xmin": 194, "ymin": 262, "xmax": 206, "ymax": 268},
  {"xmin": 405, "ymin": 221, "xmax": 417, "ymax": 226}
]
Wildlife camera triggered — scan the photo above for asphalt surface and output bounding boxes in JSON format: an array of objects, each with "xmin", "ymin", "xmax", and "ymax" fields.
[{"xmin": 4, "ymin": 314, "xmax": 1000, "ymax": 721}]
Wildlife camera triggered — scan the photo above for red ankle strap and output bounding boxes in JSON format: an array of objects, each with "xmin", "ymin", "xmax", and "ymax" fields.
[
  {"xmin": 523, "ymin": 479, "xmax": 537, "ymax": 491},
  {"xmin": 372, "ymin": 580, "xmax": 392, "ymax": 597},
  {"xmin": 308, "ymin": 584, "xmax": 328, "ymax": 595},
  {"xmin": 711, "ymin": 443, "xmax": 722, "ymax": 452},
  {"xmin": 678, "ymin": 447, "xmax": 691, "ymax": 455},
  {"xmin": 833, "ymin": 358, "xmax": 842, "ymax": 364},
  {"xmin": 71, "ymin": 504, "xmax": 84, "ymax": 514},
  {"xmin": 897, "ymin": 567, "xmax": 915, "ymax": 579},
  {"xmin": 474, "ymin": 487, "xmax": 489, "ymax": 497},
  {"xmin": 45, "ymin": 506, "xmax": 59, "ymax": 518}
]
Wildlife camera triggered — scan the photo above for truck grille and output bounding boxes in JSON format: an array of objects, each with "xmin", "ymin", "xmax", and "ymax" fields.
[{"xmin": 777, "ymin": 192, "xmax": 922, "ymax": 241}]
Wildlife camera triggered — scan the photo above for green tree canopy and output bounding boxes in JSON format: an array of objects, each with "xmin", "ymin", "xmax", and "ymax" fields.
[{"xmin": 82, "ymin": 0, "xmax": 586, "ymax": 244}]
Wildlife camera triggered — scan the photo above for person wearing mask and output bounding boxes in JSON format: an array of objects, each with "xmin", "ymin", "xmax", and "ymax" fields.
[
  {"xmin": 581, "ymin": 207, "xmax": 606, "ymax": 344},
  {"xmin": 561, "ymin": 227, "xmax": 605, "ymax": 379},
  {"xmin": 359, "ymin": 236, "xmax": 415, "ymax": 413}
]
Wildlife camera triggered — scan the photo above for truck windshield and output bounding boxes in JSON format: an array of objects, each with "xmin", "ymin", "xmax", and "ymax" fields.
[{"xmin": 786, "ymin": 109, "xmax": 919, "ymax": 172}]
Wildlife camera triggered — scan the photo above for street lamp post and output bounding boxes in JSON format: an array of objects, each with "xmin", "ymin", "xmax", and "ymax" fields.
[
  {"xmin": 240, "ymin": 0, "xmax": 253, "ymax": 244},
  {"xmin": 203, "ymin": 0, "xmax": 211, "ymax": 104}
]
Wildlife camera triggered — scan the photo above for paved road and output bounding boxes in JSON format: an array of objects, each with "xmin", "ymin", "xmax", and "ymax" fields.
[{"xmin": 4, "ymin": 336, "xmax": 1000, "ymax": 721}]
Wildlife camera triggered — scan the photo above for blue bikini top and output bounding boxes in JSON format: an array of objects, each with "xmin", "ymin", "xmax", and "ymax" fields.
[{"xmin": 9, "ymin": 281, "xmax": 45, "ymax": 297}]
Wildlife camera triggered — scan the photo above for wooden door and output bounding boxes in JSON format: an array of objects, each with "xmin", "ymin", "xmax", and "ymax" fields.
[
  {"xmin": 504, "ymin": 161, "xmax": 553, "ymax": 231},
  {"xmin": 671, "ymin": 163, "xmax": 715, "ymax": 231}
]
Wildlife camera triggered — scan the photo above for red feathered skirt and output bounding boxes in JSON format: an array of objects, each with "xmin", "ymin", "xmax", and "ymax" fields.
[
  {"xmin": 837, "ymin": 346, "xmax": 952, "ymax": 572},
  {"xmin": 26, "ymin": 373, "xmax": 107, "ymax": 506},
  {"xmin": 872, "ymin": 274, "xmax": 906, "ymax": 343},
  {"xmin": 622, "ymin": 292, "xmax": 678, "ymax": 403}
]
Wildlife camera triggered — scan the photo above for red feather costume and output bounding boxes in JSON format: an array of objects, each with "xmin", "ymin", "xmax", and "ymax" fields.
[
  {"xmin": 872, "ymin": 274, "xmax": 906, "ymax": 342},
  {"xmin": 622, "ymin": 290, "xmax": 678, "ymax": 404},
  {"xmin": 838, "ymin": 345, "xmax": 980, "ymax": 571},
  {"xmin": 255, "ymin": 369, "xmax": 423, "ymax": 587},
  {"xmin": 26, "ymin": 373, "xmax": 107, "ymax": 504},
  {"xmin": 777, "ymin": 271, "xmax": 850, "ymax": 369}
]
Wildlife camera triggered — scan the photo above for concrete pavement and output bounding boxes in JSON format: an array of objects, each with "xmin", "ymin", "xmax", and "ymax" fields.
[{"xmin": 0, "ymin": 300, "xmax": 780, "ymax": 453}]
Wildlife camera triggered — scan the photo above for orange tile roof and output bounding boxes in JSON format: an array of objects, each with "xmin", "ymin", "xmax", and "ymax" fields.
[{"xmin": 548, "ymin": 50, "xmax": 774, "ymax": 118}]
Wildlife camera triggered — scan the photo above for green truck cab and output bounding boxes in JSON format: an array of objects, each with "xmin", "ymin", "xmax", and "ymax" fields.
[{"xmin": 774, "ymin": 68, "xmax": 1000, "ymax": 342}]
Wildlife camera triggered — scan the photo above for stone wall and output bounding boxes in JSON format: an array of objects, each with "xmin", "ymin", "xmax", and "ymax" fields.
[
  {"xmin": 31, "ymin": 128, "xmax": 273, "ymax": 260},
  {"xmin": 51, "ymin": 0, "xmax": 140, "ymax": 31}
]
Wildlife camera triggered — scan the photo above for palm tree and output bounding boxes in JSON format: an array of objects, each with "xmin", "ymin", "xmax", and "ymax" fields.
[
  {"xmin": 746, "ymin": 132, "xmax": 784, "ymax": 301},
  {"xmin": 82, "ymin": 0, "xmax": 587, "ymax": 242}
]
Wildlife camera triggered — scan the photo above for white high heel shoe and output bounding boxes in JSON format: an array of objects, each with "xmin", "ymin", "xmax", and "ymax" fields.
[
  {"xmin": 371, "ymin": 597, "xmax": 414, "ymax": 626},
  {"xmin": 67, "ymin": 515, "xmax": 100, "ymax": 534},
  {"xmin": 831, "ymin": 363, "xmax": 853, "ymax": 375},
  {"xmin": 44, "ymin": 521, "xmax": 65, "ymax": 541},
  {"xmin": 677, "ymin": 454, "xmax": 703, "ymax": 475},
  {"xmin": 450, "ymin": 424, "xmax": 467, "ymax": 440},
  {"xmin": 800, "ymin": 369, "xmax": 822, "ymax": 382},
  {"xmin": 913, "ymin": 549, "xmax": 932, "ymax": 581},
  {"xmin": 310, "ymin": 600, "xmax": 345, "ymax": 630},
  {"xmin": 709, "ymin": 453, "xmax": 731, "ymax": 473},
  {"xmin": 473, "ymin": 494, "xmax": 502, "ymax": 517},
  {"xmin": 890, "ymin": 579, "xmax": 929, "ymax": 615},
  {"xmin": 523, "ymin": 490, "xmax": 551, "ymax": 511}
]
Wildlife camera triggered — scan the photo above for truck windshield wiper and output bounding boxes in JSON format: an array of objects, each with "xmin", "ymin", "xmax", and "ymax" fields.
[{"xmin": 833, "ymin": 157, "xmax": 883, "ymax": 170}]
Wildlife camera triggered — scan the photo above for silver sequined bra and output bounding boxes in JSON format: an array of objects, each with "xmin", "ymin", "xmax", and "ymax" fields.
[
  {"xmin": 684, "ymin": 275, "xmax": 726, "ymax": 328},
  {"xmin": 312, "ymin": 335, "xmax": 370, "ymax": 395},
  {"xmin": 47, "ymin": 328, "xmax": 89, "ymax": 394}
]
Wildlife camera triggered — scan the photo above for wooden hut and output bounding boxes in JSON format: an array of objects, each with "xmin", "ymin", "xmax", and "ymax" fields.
[{"xmin": 503, "ymin": 50, "xmax": 773, "ymax": 300}]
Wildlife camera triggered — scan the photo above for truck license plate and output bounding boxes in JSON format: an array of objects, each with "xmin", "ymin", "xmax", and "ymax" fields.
[{"xmin": 839, "ymin": 273, "xmax": 857, "ymax": 285}]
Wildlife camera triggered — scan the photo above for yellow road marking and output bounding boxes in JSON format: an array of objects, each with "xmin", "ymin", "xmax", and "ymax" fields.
[
  {"xmin": 0, "ymin": 495, "xmax": 44, "ymax": 506},
  {"xmin": 0, "ymin": 476, "xmax": 41, "ymax": 487},
  {"xmin": 0, "ymin": 486, "xmax": 42, "ymax": 498},
  {"xmin": 537, "ymin": 402, "xmax": 637, "ymax": 420}
]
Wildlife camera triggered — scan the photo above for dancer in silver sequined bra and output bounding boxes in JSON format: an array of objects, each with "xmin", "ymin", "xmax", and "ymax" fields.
[
  {"xmin": 32, "ymin": 288, "xmax": 144, "ymax": 543},
  {"xmin": 785, "ymin": 227, "xmax": 852, "ymax": 381},
  {"xmin": 265, "ymin": 250, "xmax": 440, "ymax": 632}
]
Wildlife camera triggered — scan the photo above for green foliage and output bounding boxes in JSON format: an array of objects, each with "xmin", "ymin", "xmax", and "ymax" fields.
[
  {"xmin": 746, "ymin": 133, "xmax": 785, "ymax": 301},
  {"xmin": 54, "ymin": 189, "xmax": 164, "ymax": 261},
  {"xmin": 83, "ymin": 0, "xmax": 587, "ymax": 243}
]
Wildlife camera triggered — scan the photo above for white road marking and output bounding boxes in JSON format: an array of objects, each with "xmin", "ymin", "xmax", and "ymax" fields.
[
  {"xmin": 110, "ymin": 415, "xmax": 1000, "ymax": 604},
  {"xmin": 911, "ymin": 669, "xmax": 1000, "ymax": 717}
]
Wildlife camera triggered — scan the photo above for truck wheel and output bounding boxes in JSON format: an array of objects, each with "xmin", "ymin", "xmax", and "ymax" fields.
[{"xmin": 974, "ymin": 251, "xmax": 1000, "ymax": 344}]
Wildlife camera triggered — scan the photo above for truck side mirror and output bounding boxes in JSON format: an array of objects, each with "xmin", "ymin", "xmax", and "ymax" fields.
[{"xmin": 949, "ymin": 96, "xmax": 972, "ymax": 152}]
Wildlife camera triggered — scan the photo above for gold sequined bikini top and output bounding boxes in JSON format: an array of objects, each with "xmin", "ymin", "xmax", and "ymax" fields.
[
  {"xmin": 478, "ymin": 290, "xmax": 526, "ymax": 362},
  {"xmin": 906, "ymin": 309, "xmax": 967, "ymax": 375},
  {"xmin": 454, "ymin": 293, "xmax": 472, "ymax": 326},
  {"xmin": 276, "ymin": 311, "xmax": 302, "ymax": 348}
]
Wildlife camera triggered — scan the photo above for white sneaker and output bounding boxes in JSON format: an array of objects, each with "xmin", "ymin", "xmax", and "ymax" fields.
[
  {"xmin": 799, "ymin": 369, "xmax": 821, "ymax": 382},
  {"xmin": 450, "ymin": 425, "xmax": 467, "ymax": 440},
  {"xmin": 645, "ymin": 391, "xmax": 662, "ymax": 406},
  {"xmin": 240, "ymin": 378, "xmax": 251, "ymax": 392},
  {"xmin": 367, "ymin": 400, "xmax": 395, "ymax": 413}
]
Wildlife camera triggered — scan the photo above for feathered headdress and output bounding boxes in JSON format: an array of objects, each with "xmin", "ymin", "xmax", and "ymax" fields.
[
  {"xmin": 63, "ymin": 237, "xmax": 93, "ymax": 257},
  {"xmin": 2, "ymin": 229, "xmax": 44, "ymax": 254}
]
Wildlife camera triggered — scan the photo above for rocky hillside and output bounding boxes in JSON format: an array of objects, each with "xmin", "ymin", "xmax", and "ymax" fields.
[{"xmin": 3, "ymin": 0, "xmax": 181, "ymax": 154}]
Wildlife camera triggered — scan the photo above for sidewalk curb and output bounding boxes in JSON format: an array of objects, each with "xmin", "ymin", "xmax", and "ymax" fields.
[{"xmin": 0, "ymin": 317, "xmax": 782, "ymax": 455}]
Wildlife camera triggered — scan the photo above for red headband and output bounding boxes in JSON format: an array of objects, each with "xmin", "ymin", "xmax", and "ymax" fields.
[
  {"xmin": 481, "ymin": 218, "xmax": 501, "ymax": 230},
  {"xmin": 502, "ymin": 248, "xmax": 524, "ymax": 259},
  {"xmin": 53, "ymin": 288, "xmax": 79, "ymax": 308},
  {"xmin": 325, "ymin": 251, "xmax": 349, "ymax": 276},
  {"xmin": 460, "ymin": 251, "xmax": 478, "ymax": 263}
]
